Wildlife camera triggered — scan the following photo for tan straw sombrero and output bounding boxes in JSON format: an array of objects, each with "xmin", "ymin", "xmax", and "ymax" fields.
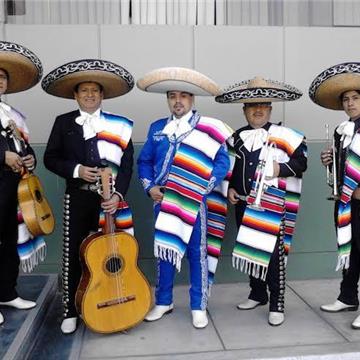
[
  {"xmin": 137, "ymin": 67, "xmax": 221, "ymax": 96},
  {"xmin": 0, "ymin": 41, "xmax": 42, "ymax": 93},
  {"xmin": 42, "ymin": 59, "xmax": 134, "ymax": 99},
  {"xmin": 309, "ymin": 62, "xmax": 360, "ymax": 110},
  {"xmin": 215, "ymin": 76, "xmax": 302, "ymax": 104}
]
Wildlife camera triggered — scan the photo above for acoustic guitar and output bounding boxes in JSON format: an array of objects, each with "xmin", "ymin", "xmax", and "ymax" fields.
[
  {"xmin": 7, "ymin": 120, "xmax": 55, "ymax": 236},
  {"xmin": 76, "ymin": 167, "xmax": 152, "ymax": 333}
]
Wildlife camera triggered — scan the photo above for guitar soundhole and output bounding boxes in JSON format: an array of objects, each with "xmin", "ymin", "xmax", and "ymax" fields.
[
  {"xmin": 105, "ymin": 256, "xmax": 122, "ymax": 274},
  {"xmin": 35, "ymin": 189, "xmax": 43, "ymax": 203}
]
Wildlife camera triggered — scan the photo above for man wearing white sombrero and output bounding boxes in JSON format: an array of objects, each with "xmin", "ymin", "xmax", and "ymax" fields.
[
  {"xmin": 310, "ymin": 62, "xmax": 360, "ymax": 329},
  {"xmin": 216, "ymin": 77, "xmax": 307, "ymax": 326},
  {"xmin": 42, "ymin": 59, "xmax": 134, "ymax": 334},
  {"xmin": 137, "ymin": 67, "xmax": 233, "ymax": 328},
  {"xmin": 0, "ymin": 41, "xmax": 44, "ymax": 325}
]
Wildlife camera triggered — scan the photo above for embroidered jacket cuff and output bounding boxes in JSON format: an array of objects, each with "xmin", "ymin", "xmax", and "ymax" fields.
[{"xmin": 205, "ymin": 176, "xmax": 216, "ymax": 194}]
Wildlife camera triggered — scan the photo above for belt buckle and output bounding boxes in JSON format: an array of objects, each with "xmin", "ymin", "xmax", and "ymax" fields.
[{"xmin": 88, "ymin": 183, "xmax": 99, "ymax": 192}]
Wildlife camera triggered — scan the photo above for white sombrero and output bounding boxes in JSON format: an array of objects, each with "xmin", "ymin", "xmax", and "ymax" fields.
[
  {"xmin": 215, "ymin": 76, "xmax": 302, "ymax": 104},
  {"xmin": 309, "ymin": 62, "xmax": 360, "ymax": 110},
  {"xmin": 42, "ymin": 59, "xmax": 134, "ymax": 99},
  {"xmin": 0, "ymin": 41, "xmax": 42, "ymax": 93},
  {"xmin": 137, "ymin": 67, "xmax": 220, "ymax": 96}
]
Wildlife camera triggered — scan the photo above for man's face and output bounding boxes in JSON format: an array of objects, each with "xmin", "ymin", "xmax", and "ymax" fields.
[
  {"xmin": 167, "ymin": 91, "xmax": 194, "ymax": 119},
  {"xmin": 74, "ymin": 82, "xmax": 103, "ymax": 113},
  {"xmin": 0, "ymin": 69, "xmax": 8, "ymax": 96},
  {"xmin": 342, "ymin": 90, "xmax": 360, "ymax": 121},
  {"xmin": 243, "ymin": 103, "xmax": 272, "ymax": 129}
]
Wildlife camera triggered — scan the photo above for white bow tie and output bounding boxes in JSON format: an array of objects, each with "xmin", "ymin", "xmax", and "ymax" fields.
[
  {"xmin": 162, "ymin": 119, "xmax": 192, "ymax": 139},
  {"xmin": 336, "ymin": 120, "xmax": 355, "ymax": 148},
  {"xmin": 75, "ymin": 113, "xmax": 103, "ymax": 140},
  {"xmin": 240, "ymin": 128, "xmax": 268, "ymax": 152},
  {"xmin": 0, "ymin": 102, "xmax": 12, "ymax": 128}
]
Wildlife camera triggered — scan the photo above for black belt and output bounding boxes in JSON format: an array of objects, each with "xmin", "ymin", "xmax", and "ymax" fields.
[{"xmin": 78, "ymin": 183, "xmax": 99, "ymax": 192}]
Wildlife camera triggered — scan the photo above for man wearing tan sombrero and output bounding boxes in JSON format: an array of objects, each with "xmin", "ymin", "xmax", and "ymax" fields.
[
  {"xmin": 0, "ymin": 41, "xmax": 44, "ymax": 325},
  {"xmin": 310, "ymin": 62, "xmax": 360, "ymax": 329},
  {"xmin": 42, "ymin": 59, "xmax": 134, "ymax": 334},
  {"xmin": 216, "ymin": 77, "xmax": 307, "ymax": 326},
  {"xmin": 137, "ymin": 67, "xmax": 233, "ymax": 329}
]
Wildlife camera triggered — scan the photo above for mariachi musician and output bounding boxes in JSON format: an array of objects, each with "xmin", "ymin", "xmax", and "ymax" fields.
[
  {"xmin": 216, "ymin": 77, "xmax": 307, "ymax": 326},
  {"xmin": 0, "ymin": 41, "xmax": 43, "ymax": 325},
  {"xmin": 42, "ymin": 59, "xmax": 134, "ymax": 334},
  {"xmin": 310, "ymin": 62, "xmax": 360, "ymax": 329}
]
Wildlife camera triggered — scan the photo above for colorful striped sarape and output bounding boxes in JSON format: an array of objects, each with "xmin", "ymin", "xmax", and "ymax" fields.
[
  {"xmin": 96, "ymin": 111, "xmax": 134, "ymax": 235},
  {"xmin": 99, "ymin": 201, "xmax": 134, "ymax": 235},
  {"xmin": 1, "ymin": 102, "xmax": 48, "ymax": 272},
  {"xmin": 232, "ymin": 124, "xmax": 305, "ymax": 280},
  {"xmin": 154, "ymin": 116, "xmax": 234, "ymax": 284},
  {"xmin": 336, "ymin": 131, "xmax": 360, "ymax": 270},
  {"xmin": 96, "ymin": 111, "xmax": 133, "ymax": 168},
  {"xmin": 17, "ymin": 209, "xmax": 46, "ymax": 273}
]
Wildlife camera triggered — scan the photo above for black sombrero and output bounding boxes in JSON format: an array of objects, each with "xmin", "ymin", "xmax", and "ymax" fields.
[
  {"xmin": 0, "ymin": 41, "xmax": 42, "ymax": 93},
  {"xmin": 42, "ymin": 59, "xmax": 134, "ymax": 99},
  {"xmin": 309, "ymin": 62, "xmax": 360, "ymax": 110},
  {"xmin": 215, "ymin": 76, "xmax": 302, "ymax": 104}
]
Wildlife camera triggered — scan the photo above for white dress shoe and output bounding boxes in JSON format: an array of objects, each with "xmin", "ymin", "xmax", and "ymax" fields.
[
  {"xmin": 61, "ymin": 317, "xmax": 78, "ymax": 334},
  {"xmin": 0, "ymin": 297, "xmax": 36, "ymax": 310},
  {"xmin": 0, "ymin": 311, "xmax": 4, "ymax": 325},
  {"xmin": 237, "ymin": 299, "xmax": 263, "ymax": 310},
  {"xmin": 320, "ymin": 300, "xmax": 358, "ymax": 313},
  {"xmin": 268, "ymin": 312, "xmax": 284, "ymax": 326},
  {"xmin": 144, "ymin": 304, "xmax": 174, "ymax": 322},
  {"xmin": 352, "ymin": 314, "xmax": 360, "ymax": 329},
  {"xmin": 192, "ymin": 310, "xmax": 208, "ymax": 329}
]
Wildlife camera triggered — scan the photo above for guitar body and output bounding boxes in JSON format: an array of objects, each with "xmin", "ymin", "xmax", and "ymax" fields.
[
  {"xmin": 17, "ymin": 173, "xmax": 55, "ymax": 236},
  {"xmin": 76, "ymin": 230, "xmax": 152, "ymax": 333}
]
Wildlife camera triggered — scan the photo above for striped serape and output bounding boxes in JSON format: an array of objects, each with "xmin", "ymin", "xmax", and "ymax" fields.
[
  {"xmin": 336, "ymin": 131, "xmax": 360, "ymax": 270},
  {"xmin": 154, "ymin": 116, "xmax": 233, "ymax": 281},
  {"xmin": 99, "ymin": 201, "xmax": 134, "ymax": 235},
  {"xmin": 233, "ymin": 124, "xmax": 304, "ymax": 280},
  {"xmin": 97, "ymin": 111, "xmax": 133, "ymax": 167},
  {"xmin": 17, "ymin": 209, "xmax": 46, "ymax": 272}
]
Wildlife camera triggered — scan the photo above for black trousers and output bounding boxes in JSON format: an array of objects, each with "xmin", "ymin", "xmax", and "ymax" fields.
[
  {"xmin": 337, "ymin": 199, "xmax": 360, "ymax": 306},
  {"xmin": 0, "ymin": 173, "xmax": 20, "ymax": 301},
  {"xmin": 235, "ymin": 201, "xmax": 286, "ymax": 313},
  {"xmin": 62, "ymin": 188, "xmax": 101, "ymax": 318}
]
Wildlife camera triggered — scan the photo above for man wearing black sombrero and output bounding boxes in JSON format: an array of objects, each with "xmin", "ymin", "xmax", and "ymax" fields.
[
  {"xmin": 137, "ymin": 67, "xmax": 233, "ymax": 329},
  {"xmin": 0, "ymin": 41, "xmax": 44, "ymax": 325},
  {"xmin": 42, "ymin": 59, "xmax": 134, "ymax": 334},
  {"xmin": 216, "ymin": 76, "xmax": 307, "ymax": 326},
  {"xmin": 310, "ymin": 62, "xmax": 360, "ymax": 329}
]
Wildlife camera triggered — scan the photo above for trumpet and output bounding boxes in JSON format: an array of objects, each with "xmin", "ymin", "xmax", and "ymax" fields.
[
  {"xmin": 325, "ymin": 124, "xmax": 340, "ymax": 201},
  {"xmin": 250, "ymin": 140, "xmax": 276, "ymax": 211}
]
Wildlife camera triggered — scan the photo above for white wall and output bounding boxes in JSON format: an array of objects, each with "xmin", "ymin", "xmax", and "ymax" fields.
[{"xmin": 2, "ymin": 24, "xmax": 360, "ymax": 143}]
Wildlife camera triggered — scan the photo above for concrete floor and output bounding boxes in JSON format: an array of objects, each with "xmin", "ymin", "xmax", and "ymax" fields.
[{"xmin": 12, "ymin": 277, "xmax": 360, "ymax": 360}]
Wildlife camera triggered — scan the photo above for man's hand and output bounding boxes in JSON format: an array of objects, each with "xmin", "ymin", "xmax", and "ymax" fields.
[
  {"xmin": 101, "ymin": 193, "xmax": 120, "ymax": 214},
  {"xmin": 321, "ymin": 148, "xmax": 333, "ymax": 167},
  {"xmin": 149, "ymin": 186, "xmax": 165, "ymax": 203},
  {"xmin": 5, "ymin": 151, "xmax": 23, "ymax": 173},
  {"xmin": 228, "ymin": 188, "xmax": 240, "ymax": 205},
  {"xmin": 79, "ymin": 165, "xmax": 100, "ymax": 183},
  {"xmin": 22, "ymin": 154, "xmax": 35, "ymax": 170}
]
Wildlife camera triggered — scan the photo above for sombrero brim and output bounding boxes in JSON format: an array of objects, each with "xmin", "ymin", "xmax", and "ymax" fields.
[
  {"xmin": 309, "ymin": 63, "xmax": 360, "ymax": 110},
  {"xmin": 216, "ymin": 80, "xmax": 302, "ymax": 104},
  {"xmin": 42, "ymin": 59, "xmax": 134, "ymax": 99},
  {"xmin": 137, "ymin": 67, "xmax": 220, "ymax": 96},
  {"xmin": 0, "ymin": 41, "xmax": 42, "ymax": 93}
]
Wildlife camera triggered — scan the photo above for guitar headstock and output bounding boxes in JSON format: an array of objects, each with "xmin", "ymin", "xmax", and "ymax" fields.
[{"xmin": 98, "ymin": 167, "xmax": 114, "ymax": 201}]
